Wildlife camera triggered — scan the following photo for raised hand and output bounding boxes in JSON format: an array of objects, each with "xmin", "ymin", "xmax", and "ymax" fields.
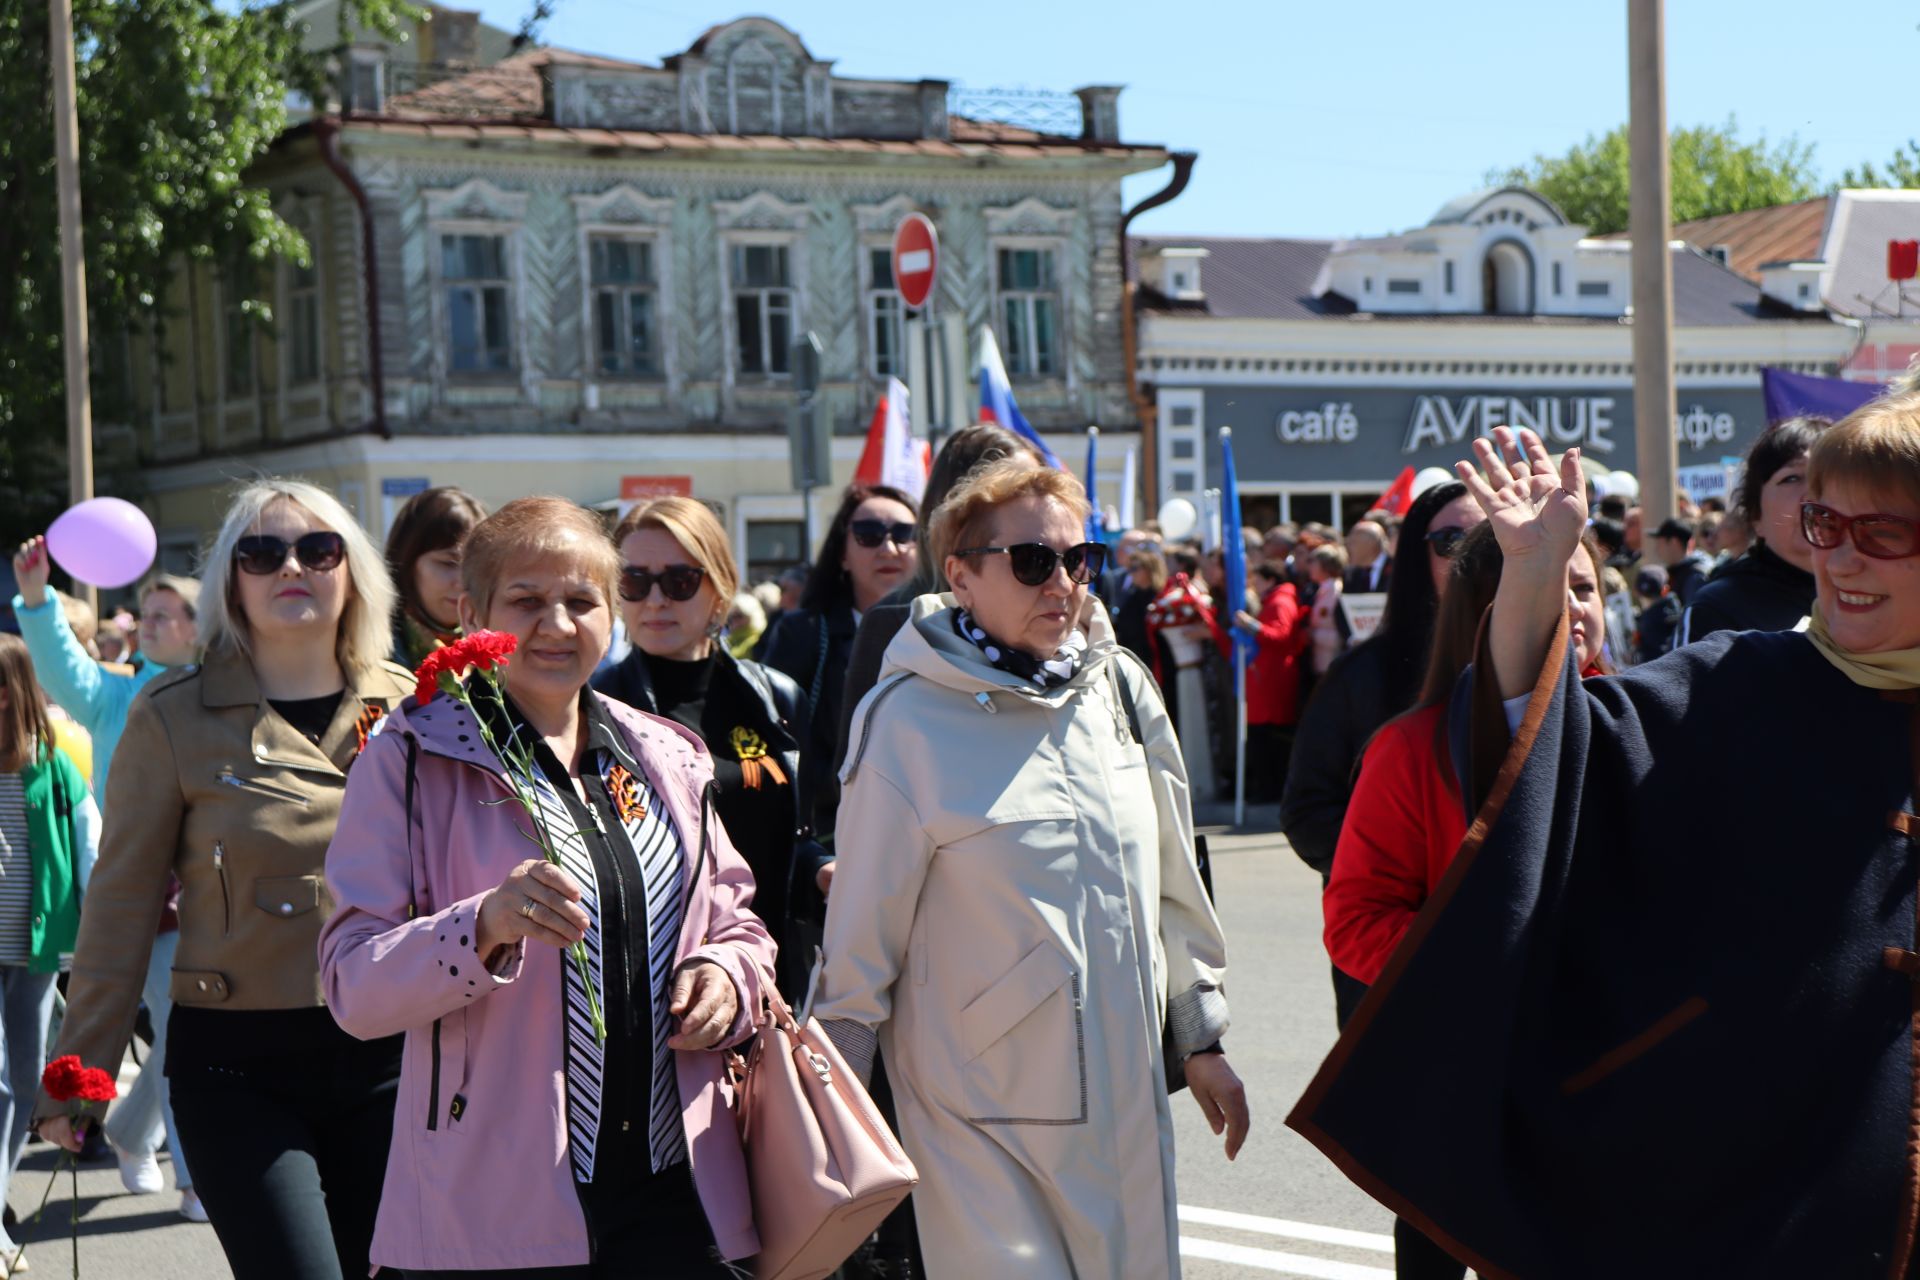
[
  {"xmin": 1454, "ymin": 427, "xmax": 1587, "ymax": 576},
  {"xmin": 11, "ymin": 536, "xmax": 51, "ymax": 608}
]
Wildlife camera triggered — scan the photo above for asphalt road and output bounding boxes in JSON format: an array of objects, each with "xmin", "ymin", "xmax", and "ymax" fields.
[{"xmin": 6, "ymin": 811, "xmax": 1387, "ymax": 1279}]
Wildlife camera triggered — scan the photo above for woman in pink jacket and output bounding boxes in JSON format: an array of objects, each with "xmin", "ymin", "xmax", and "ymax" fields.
[{"xmin": 320, "ymin": 498, "xmax": 776, "ymax": 1277}]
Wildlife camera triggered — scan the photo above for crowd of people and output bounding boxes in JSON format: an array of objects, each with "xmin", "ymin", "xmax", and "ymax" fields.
[
  {"xmin": 0, "ymin": 420, "xmax": 1247, "ymax": 1279},
  {"xmin": 0, "ymin": 384, "xmax": 1906, "ymax": 1278}
]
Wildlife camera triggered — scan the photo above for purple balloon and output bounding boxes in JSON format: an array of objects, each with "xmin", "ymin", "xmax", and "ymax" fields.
[{"xmin": 46, "ymin": 498, "xmax": 158, "ymax": 589}]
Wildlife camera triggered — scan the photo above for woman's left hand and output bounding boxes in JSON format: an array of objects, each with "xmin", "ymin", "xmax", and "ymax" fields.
[
  {"xmin": 667, "ymin": 960, "xmax": 740, "ymax": 1051},
  {"xmin": 1184, "ymin": 1052, "xmax": 1250, "ymax": 1161}
]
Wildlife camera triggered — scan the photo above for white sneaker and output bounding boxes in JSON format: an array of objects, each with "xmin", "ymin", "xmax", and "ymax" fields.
[
  {"xmin": 178, "ymin": 1188, "xmax": 208, "ymax": 1223},
  {"xmin": 112, "ymin": 1142, "xmax": 163, "ymax": 1195}
]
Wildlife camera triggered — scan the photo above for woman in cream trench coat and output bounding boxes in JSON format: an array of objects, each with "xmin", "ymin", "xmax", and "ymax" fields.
[{"xmin": 816, "ymin": 462, "xmax": 1245, "ymax": 1280}]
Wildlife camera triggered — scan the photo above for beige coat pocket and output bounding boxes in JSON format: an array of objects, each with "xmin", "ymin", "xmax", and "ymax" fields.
[
  {"xmin": 960, "ymin": 941, "xmax": 1087, "ymax": 1126},
  {"xmin": 254, "ymin": 874, "xmax": 322, "ymax": 920}
]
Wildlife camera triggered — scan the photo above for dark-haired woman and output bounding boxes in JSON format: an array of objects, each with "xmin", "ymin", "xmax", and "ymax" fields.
[
  {"xmin": 762, "ymin": 484, "xmax": 917, "ymax": 851},
  {"xmin": 1679, "ymin": 416, "xmax": 1830, "ymax": 643},
  {"xmin": 1318, "ymin": 524, "xmax": 1609, "ymax": 1280},
  {"xmin": 1280, "ymin": 481, "xmax": 1483, "ymax": 1027},
  {"xmin": 384, "ymin": 486, "xmax": 488, "ymax": 668}
]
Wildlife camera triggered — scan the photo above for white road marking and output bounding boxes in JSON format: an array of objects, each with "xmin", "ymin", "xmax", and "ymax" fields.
[
  {"xmin": 1178, "ymin": 1205, "xmax": 1394, "ymax": 1253},
  {"xmin": 1179, "ymin": 1236, "xmax": 1394, "ymax": 1279}
]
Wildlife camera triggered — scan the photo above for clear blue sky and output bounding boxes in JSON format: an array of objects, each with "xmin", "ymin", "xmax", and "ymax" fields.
[{"xmin": 466, "ymin": 0, "xmax": 1920, "ymax": 239}]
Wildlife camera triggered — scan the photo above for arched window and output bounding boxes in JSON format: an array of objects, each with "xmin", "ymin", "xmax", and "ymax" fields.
[
  {"xmin": 1481, "ymin": 241, "xmax": 1534, "ymax": 315},
  {"xmin": 728, "ymin": 42, "xmax": 779, "ymax": 134}
]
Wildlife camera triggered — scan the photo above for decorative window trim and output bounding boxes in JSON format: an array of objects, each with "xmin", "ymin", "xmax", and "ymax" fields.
[
  {"xmin": 274, "ymin": 196, "xmax": 327, "ymax": 434},
  {"xmin": 717, "ymin": 220, "xmax": 806, "ymax": 390},
  {"xmin": 712, "ymin": 191, "xmax": 810, "ymax": 233},
  {"xmin": 426, "ymin": 215, "xmax": 531, "ymax": 397},
  {"xmin": 727, "ymin": 40, "xmax": 781, "ymax": 135},
  {"xmin": 859, "ymin": 240, "xmax": 906, "ymax": 382},
  {"xmin": 423, "ymin": 178, "xmax": 530, "ymax": 224},
  {"xmin": 574, "ymin": 186, "xmax": 677, "ymax": 394},
  {"xmin": 849, "ymin": 194, "xmax": 920, "ymax": 236},
  {"xmin": 984, "ymin": 197, "xmax": 1076, "ymax": 238},
  {"xmin": 991, "ymin": 236, "xmax": 1068, "ymax": 384}
]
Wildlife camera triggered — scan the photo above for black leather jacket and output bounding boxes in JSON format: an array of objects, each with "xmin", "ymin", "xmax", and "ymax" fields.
[{"xmin": 591, "ymin": 647, "xmax": 830, "ymax": 972}]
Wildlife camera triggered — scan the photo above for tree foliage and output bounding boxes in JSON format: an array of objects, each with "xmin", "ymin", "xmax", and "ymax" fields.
[
  {"xmin": 0, "ymin": 0, "xmax": 409, "ymax": 544},
  {"xmin": 1489, "ymin": 118, "xmax": 1823, "ymax": 235},
  {"xmin": 1841, "ymin": 142, "xmax": 1920, "ymax": 190}
]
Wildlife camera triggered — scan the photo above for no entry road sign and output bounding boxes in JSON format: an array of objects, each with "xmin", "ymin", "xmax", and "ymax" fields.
[{"xmin": 892, "ymin": 212, "xmax": 939, "ymax": 311}]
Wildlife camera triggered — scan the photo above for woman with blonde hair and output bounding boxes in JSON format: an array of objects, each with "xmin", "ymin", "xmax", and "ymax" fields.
[
  {"xmin": 1294, "ymin": 406, "xmax": 1920, "ymax": 1277},
  {"xmin": 594, "ymin": 496, "xmax": 820, "ymax": 998},
  {"xmin": 36, "ymin": 479, "xmax": 413, "ymax": 1280},
  {"xmin": 818, "ymin": 459, "xmax": 1246, "ymax": 1279}
]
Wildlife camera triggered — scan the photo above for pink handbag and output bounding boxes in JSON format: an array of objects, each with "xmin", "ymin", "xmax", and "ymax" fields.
[{"xmin": 729, "ymin": 991, "xmax": 918, "ymax": 1280}]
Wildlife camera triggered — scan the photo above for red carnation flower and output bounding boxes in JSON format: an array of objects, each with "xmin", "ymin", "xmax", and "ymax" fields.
[
  {"xmin": 412, "ymin": 631, "xmax": 518, "ymax": 705},
  {"xmin": 74, "ymin": 1068, "xmax": 117, "ymax": 1104},
  {"xmin": 41, "ymin": 1055, "xmax": 87, "ymax": 1103}
]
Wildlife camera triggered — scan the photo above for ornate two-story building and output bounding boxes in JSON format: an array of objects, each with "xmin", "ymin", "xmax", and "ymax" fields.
[{"xmin": 111, "ymin": 17, "xmax": 1174, "ymax": 578}]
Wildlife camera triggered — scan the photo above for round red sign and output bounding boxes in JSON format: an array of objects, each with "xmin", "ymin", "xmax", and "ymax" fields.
[{"xmin": 891, "ymin": 213, "xmax": 939, "ymax": 311}]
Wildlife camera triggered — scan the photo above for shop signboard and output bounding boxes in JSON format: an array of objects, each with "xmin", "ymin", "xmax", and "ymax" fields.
[{"xmin": 1202, "ymin": 385, "xmax": 1768, "ymax": 485}]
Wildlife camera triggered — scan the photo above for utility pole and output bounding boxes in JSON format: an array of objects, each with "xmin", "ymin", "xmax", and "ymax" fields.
[
  {"xmin": 1628, "ymin": 0, "xmax": 1676, "ymax": 523},
  {"xmin": 50, "ymin": 0, "xmax": 96, "ymax": 608}
]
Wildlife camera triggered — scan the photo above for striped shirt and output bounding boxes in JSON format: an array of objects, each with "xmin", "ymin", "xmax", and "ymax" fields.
[{"xmin": 0, "ymin": 775, "xmax": 31, "ymax": 967}]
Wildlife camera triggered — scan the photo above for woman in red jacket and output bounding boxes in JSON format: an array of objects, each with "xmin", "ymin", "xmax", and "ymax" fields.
[
  {"xmin": 1322, "ymin": 522, "xmax": 1610, "ymax": 1280},
  {"xmin": 1233, "ymin": 561, "xmax": 1311, "ymax": 803}
]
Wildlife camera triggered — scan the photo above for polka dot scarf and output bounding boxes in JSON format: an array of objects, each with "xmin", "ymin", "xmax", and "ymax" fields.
[{"xmin": 952, "ymin": 607, "xmax": 1089, "ymax": 690}]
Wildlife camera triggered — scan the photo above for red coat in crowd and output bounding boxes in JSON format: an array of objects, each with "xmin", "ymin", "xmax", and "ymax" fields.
[
  {"xmin": 1238, "ymin": 581, "xmax": 1311, "ymax": 727},
  {"xmin": 1322, "ymin": 703, "xmax": 1466, "ymax": 986}
]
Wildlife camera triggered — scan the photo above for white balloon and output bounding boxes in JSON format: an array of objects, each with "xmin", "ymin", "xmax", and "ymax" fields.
[
  {"xmin": 1157, "ymin": 498, "xmax": 1199, "ymax": 541},
  {"xmin": 1411, "ymin": 466, "xmax": 1455, "ymax": 499}
]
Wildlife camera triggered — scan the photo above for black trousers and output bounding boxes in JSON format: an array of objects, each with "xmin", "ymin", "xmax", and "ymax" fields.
[
  {"xmin": 168, "ymin": 1006, "xmax": 400, "ymax": 1280},
  {"xmin": 396, "ymin": 1162, "xmax": 731, "ymax": 1278}
]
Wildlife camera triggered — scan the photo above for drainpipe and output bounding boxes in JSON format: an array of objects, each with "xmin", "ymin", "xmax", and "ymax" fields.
[
  {"xmin": 314, "ymin": 118, "xmax": 392, "ymax": 440},
  {"xmin": 1120, "ymin": 151, "xmax": 1195, "ymax": 517}
]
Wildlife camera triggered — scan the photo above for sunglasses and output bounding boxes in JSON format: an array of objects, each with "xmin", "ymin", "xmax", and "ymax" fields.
[
  {"xmin": 956, "ymin": 541, "xmax": 1109, "ymax": 587},
  {"xmin": 1425, "ymin": 526, "xmax": 1471, "ymax": 559},
  {"xmin": 619, "ymin": 563, "xmax": 707, "ymax": 603},
  {"xmin": 233, "ymin": 532, "xmax": 346, "ymax": 576},
  {"xmin": 850, "ymin": 519, "xmax": 917, "ymax": 550},
  {"xmin": 1800, "ymin": 502, "xmax": 1920, "ymax": 560}
]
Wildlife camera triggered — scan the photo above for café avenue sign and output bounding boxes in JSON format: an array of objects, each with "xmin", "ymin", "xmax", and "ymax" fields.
[{"xmin": 1404, "ymin": 394, "xmax": 1620, "ymax": 454}]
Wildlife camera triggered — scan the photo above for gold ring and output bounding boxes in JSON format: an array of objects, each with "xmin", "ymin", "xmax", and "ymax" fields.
[{"xmin": 520, "ymin": 899, "xmax": 538, "ymax": 919}]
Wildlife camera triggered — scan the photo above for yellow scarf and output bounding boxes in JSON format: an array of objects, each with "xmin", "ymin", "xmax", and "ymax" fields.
[{"xmin": 1804, "ymin": 607, "xmax": 1920, "ymax": 690}]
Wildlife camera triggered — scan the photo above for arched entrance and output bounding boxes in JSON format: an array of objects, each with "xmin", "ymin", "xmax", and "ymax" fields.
[{"xmin": 1481, "ymin": 240, "xmax": 1534, "ymax": 315}]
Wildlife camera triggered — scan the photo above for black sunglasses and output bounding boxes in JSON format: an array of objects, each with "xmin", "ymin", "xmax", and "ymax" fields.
[
  {"xmin": 850, "ymin": 519, "xmax": 917, "ymax": 550},
  {"xmin": 233, "ymin": 532, "xmax": 346, "ymax": 576},
  {"xmin": 619, "ymin": 563, "xmax": 707, "ymax": 603},
  {"xmin": 956, "ymin": 541, "xmax": 1109, "ymax": 587},
  {"xmin": 1424, "ymin": 526, "xmax": 1471, "ymax": 559}
]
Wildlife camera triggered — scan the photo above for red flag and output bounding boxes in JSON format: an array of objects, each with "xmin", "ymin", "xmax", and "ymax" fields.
[
  {"xmin": 1374, "ymin": 466, "xmax": 1416, "ymax": 516},
  {"xmin": 852, "ymin": 378, "xmax": 929, "ymax": 500},
  {"xmin": 1891, "ymin": 240, "xmax": 1919, "ymax": 282}
]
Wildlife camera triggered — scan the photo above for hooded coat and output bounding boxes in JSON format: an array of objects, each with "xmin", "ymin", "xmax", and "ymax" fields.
[{"xmin": 816, "ymin": 595, "xmax": 1229, "ymax": 1280}]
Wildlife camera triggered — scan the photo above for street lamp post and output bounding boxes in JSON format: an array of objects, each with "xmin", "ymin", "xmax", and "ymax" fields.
[
  {"xmin": 49, "ymin": 0, "xmax": 96, "ymax": 608},
  {"xmin": 1628, "ymin": 0, "xmax": 1677, "ymax": 523}
]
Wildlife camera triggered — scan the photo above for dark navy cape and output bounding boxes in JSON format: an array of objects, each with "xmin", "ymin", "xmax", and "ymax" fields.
[{"xmin": 1287, "ymin": 623, "xmax": 1920, "ymax": 1279}]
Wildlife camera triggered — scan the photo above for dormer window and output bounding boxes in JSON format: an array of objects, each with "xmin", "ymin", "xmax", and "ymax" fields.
[
  {"xmin": 1483, "ymin": 242, "xmax": 1534, "ymax": 316},
  {"xmin": 728, "ymin": 41, "xmax": 780, "ymax": 134},
  {"xmin": 1158, "ymin": 247, "xmax": 1208, "ymax": 301}
]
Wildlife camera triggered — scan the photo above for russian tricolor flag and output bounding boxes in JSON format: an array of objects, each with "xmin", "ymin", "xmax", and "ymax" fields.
[{"xmin": 977, "ymin": 326, "xmax": 1062, "ymax": 468}]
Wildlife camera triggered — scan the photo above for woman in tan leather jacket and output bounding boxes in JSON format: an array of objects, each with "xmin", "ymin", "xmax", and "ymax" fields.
[{"xmin": 36, "ymin": 479, "xmax": 413, "ymax": 1280}]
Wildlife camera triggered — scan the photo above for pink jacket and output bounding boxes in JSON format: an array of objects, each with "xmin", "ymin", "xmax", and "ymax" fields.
[{"xmin": 319, "ymin": 692, "xmax": 776, "ymax": 1272}]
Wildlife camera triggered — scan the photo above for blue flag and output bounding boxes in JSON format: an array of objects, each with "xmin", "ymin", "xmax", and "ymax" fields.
[
  {"xmin": 1221, "ymin": 428, "xmax": 1252, "ymax": 662},
  {"xmin": 1761, "ymin": 367, "xmax": 1884, "ymax": 425}
]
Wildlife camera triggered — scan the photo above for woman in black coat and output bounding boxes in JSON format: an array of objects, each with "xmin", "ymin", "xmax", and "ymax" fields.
[
  {"xmin": 762, "ymin": 483, "xmax": 917, "ymax": 853},
  {"xmin": 593, "ymin": 496, "xmax": 825, "ymax": 999},
  {"xmin": 1279, "ymin": 480, "xmax": 1483, "ymax": 1026},
  {"xmin": 1681, "ymin": 415, "xmax": 1831, "ymax": 643}
]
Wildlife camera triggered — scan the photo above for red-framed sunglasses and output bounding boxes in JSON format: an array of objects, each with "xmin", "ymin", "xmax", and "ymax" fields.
[{"xmin": 1800, "ymin": 501, "xmax": 1920, "ymax": 560}]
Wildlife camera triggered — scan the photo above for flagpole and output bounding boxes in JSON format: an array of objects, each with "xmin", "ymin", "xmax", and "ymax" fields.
[{"xmin": 1234, "ymin": 649, "xmax": 1247, "ymax": 829}]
